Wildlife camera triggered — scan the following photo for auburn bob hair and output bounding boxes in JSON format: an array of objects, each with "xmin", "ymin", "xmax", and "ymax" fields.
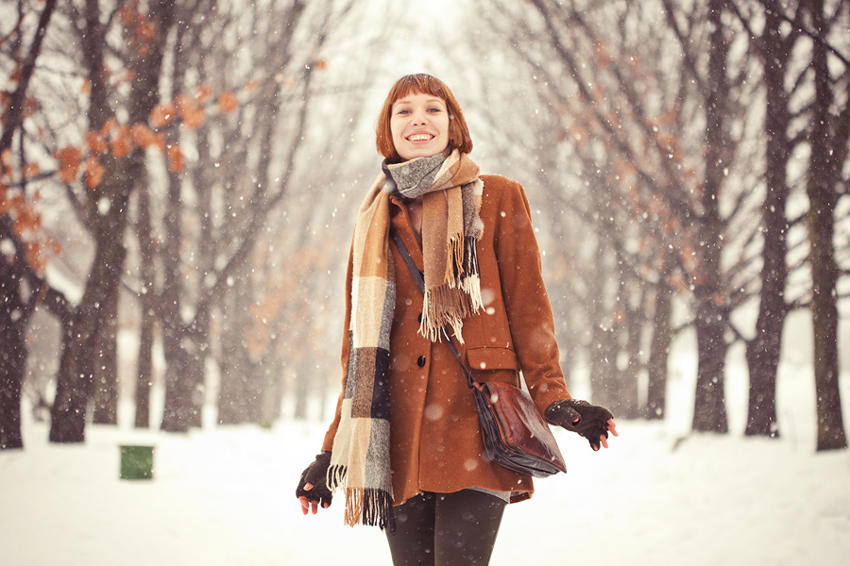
[{"xmin": 376, "ymin": 74, "xmax": 473, "ymax": 162}]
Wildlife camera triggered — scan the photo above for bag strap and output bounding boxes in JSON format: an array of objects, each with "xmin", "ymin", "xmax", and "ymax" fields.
[{"xmin": 390, "ymin": 229, "xmax": 476, "ymax": 390}]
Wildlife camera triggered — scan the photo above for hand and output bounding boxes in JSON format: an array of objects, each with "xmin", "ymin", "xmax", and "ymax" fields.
[
  {"xmin": 545, "ymin": 399, "xmax": 619, "ymax": 451},
  {"xmin": 296, "ymin": 452, "xmax": 333, "ymax": 514}
]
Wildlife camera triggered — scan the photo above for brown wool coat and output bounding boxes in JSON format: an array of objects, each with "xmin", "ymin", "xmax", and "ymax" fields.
[{"xmin": 322, "ymin": 174, "xmax": 571, "ymax": 506}]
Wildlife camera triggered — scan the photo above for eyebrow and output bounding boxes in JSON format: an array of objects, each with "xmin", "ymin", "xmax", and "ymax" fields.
[{"xmin": 396, "ymin": 97, "xmax": 445, "ymax": 105}]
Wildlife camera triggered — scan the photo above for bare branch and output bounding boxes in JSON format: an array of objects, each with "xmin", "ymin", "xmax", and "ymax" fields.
[{"xmin": 0, "ymin": 0, "xmax": 58, "ymax": 156}]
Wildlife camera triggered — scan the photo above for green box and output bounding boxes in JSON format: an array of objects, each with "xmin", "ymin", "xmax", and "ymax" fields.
[{"xmin": 120, "ymin": 445, "xmax": 155, "ymax": 480}]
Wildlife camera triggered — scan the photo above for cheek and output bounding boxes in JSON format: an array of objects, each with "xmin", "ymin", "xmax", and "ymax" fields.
[
  {"xmin": 438, "ymin": 116, "xmax": 451, "ymax": 138},
  {"xmin": 390, "ymin": 120, "xmax": 403, "ymax": 141}
]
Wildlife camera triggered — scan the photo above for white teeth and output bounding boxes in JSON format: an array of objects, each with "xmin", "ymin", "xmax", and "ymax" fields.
[{"xmin": 408, "ymin": 134, "xmax": 432, "ymax": 142}]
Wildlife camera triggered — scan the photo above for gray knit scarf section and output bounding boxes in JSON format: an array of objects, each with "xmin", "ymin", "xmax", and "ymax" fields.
[
  {"xmin": 383, "ymin": 153, "xmax": 484, "ymax": 242},
  {"xmin": 382, "ymin": 152, "xmax": 447, "ymax": 198}
]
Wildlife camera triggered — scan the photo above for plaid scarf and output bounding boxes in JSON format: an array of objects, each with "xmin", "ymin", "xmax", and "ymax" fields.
[{"xmin": 327, "ymin": 150, "xmax": 484, "ymax": 529}]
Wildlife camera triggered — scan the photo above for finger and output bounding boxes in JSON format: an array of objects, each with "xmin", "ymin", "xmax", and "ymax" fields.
[
  {"xmin": 299, "ymin": 497, "xmax": 309, "ymax": 515},
  {"xmin": 600, "ymin": 434, "xmax": 609, "ymax": 449},
  {"xmin": 322, "ymin": 502, "xmax": 330, "ymax": 508},
  {"xmin": 304, "ymin": 482, "xmax": 314, "ymax": 491},
  {"xmin": 311, "ymin": 500, "xmax": 318, "ymax": 514},
  {"xmin": 608, "ymin": 419, "xmax": 619, "ymax": 436}
]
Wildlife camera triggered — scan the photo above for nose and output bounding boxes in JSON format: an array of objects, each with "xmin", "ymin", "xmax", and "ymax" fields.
[{"xmin": 411, "ymin": 108, "xmax": 429, "ymax": 125}]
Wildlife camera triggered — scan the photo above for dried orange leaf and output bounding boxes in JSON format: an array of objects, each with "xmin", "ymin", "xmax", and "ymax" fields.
[
  {"xmin": 119, "ymin": 5, "xmax": 135, "ymax": 27},
  {"xmin": 84, "ymin": 156, "xmax": 105, "ymax": 189},
  {"xmin": 26, "ymin": 242, "xmax": 47, "ymax": 274},
  {"xmin": 217, "ymin": 92, "xmax": 238, "ymax": 113},
  {"xmin": 195, "ymin": 84, "xmax": 213, "ymax": 102},
  {"xmin": 131, "ymin": 123, "xmax": 158, "ymax": 148},
  {"xmin": 55, "ymin": 146, "xmax": 83, "ymax": 183},
  {"xmin": 100, "ymin": 118, "xmax": 117, "ymax": 136},
  {"xmin": 23, "ymin": 97, "xmax": 38, "ymax": 118},
  {"xmin": 112, "ymin": 125, "xmax": 133, "ymax": 157},
  {"xmin": 150, "ymin": 103, "xmax": 176, "ymax": 127},
  {"xmin": 85, "ymin": 130, "xmax": 109, "ymax": 154},
  {"xmin": 166, "ymin": 144, "xmax": 184, "ymax": 172},
  {"xmin": 136, "ymin": 20, "xmax": 155, "ymax": 42},
  {"xmin": 183, "ymin": 107, "xmax": 205, "ymax": 129}
]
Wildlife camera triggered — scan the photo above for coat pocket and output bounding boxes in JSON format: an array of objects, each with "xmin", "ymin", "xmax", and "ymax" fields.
[{"xmin": 466, "ymin": 347, "xmax": 520, "ymax": 385}]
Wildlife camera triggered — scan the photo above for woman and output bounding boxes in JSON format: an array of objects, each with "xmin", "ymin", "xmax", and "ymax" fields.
[{"xmin": 296, "ymin": 73, "xmax": 617, "ymax": 565}]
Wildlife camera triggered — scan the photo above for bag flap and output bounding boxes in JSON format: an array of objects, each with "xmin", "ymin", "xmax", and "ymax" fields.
[
  {"xmin": 466, "ymin": 347, "xmax": 519, "ymax": 371},
  {"xmin": 481, "ymin": 381, "xmax": 567, "ymax": 474}
]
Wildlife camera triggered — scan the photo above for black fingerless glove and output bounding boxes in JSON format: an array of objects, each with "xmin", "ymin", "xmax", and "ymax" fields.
[
  {"xmin": 295, "ymin": 451, "xmax": 333, "ymax": 508},
  {"xmin": 545, "ymin": 399, "xmax": 614, "ymax": 450}
]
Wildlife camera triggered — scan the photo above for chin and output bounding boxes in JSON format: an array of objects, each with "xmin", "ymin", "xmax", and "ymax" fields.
[{"xmin": 404, "ymin": 148, "xmax": 443, "ymax": 160}]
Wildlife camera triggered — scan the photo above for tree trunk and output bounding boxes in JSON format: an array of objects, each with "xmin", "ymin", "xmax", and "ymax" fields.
[
  {"xmin": 613, "ymin": 244, "xmax": 644, "ymax": 420},
  {"xmin": 217, "ymin": 272, "xmax": 258, "ymax": 424},
  {"xmin": 692, "ymin": 0, "xmax": 729, "ymax": 433},
  {"xmin": 183, "ymin": 311, "xmax": 209, "ymax": 429},
  {"xmin": 293, "ymin": 361, "xmax": 310, "ymax": 421},
  {"xmin": 0, "ymin": 257, "xmax": 27, "ymax": 449},
  {"xmin": 158, "ymin": 17, "xmax": 197, "ymax": 432},
  {"xmin": 588, "ymin": 242, "xmax": 615, "ymax": 408},
  {"xmin": 134, "ymin": 184, "xmax": 155, "ymax": 428},
  {"xmin": 50, "ymin": 195, "xmax": 129, "ymax": 442},
  {"xmin": 160, "ymin": 324, "xmax": 196, "ymax": 432},
  {"xmin": 745, "ymin": 5, "xmax": 791, "ymax": 437},
  {"xmin": 92, "ymin": 282, "xmax": 119, "ymax": 424},
  {"xmin": 134, "ymin": 304, "xmax": 154, "ymax": 428},
  {"xmin": 692, "ymin": 312, "xmax": 728, "ymax": 433},
  {"xmin": 51, "ymin": 0, "xmax": 176, "ymax": 442},
  {"xmin": 807, "ymin": 0, "xmax": 846, "ymax": 451},
  {"xmin": 260, "ymin": 356, "xmax": 285, "ymax": 427},
  {"xmin": 646, "ymin": 264, "xmax": 672, "ymax": 420},
  {"xmin": 0, "ymin": 0, "xmax": 58, "ymax": 450}
]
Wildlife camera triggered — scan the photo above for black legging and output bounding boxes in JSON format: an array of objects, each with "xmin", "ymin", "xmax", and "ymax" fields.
[{"xmin": 386, "ymin": 489, "xmax": 507, "ymax": 566}]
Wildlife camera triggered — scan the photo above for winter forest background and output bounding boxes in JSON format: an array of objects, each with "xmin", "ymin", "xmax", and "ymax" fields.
[{"xmin": 1, "ymin": 0, "xmax": 849, "ymax": 564}]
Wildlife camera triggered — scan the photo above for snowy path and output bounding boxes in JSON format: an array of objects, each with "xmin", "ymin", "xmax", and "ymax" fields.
[{"xmin": 2, "ymin": 416, "xmax": 848, "ymax": 566}]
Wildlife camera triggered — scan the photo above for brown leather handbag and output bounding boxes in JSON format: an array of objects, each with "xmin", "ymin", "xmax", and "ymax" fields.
[{"xmin": 391, "ymin": 231, "xmax": 567, "ymax": 477}]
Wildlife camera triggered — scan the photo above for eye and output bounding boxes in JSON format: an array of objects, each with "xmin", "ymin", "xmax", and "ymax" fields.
[
  {"xmin": 427, "ymin": 107, "xmax": 442, "ymax": 113},
  {"xmin": 396, "ymin": 109, "xmax": 410, "ymax": 115}
]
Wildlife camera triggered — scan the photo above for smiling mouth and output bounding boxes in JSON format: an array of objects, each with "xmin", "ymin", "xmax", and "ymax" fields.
[{"xmin": 407, "ymin": 134, "xmax": 433, "ymax": 142}]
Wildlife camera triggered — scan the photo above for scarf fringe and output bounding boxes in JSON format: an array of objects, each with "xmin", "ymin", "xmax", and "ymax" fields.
[
  {"xmin": 419, "ymin": 281, "xmax": 482, "ymax": 344},
  {"xmin": 419, "ymin": 234, "xmax": 483, "ymax": 344},
  {"xmin": 327, "ymin": 463, "xmax": 347, "ymax": 491},
  {"xmin": 448, "ymin": 234, "xmax": 465, "ymax": 282},
  {"xmin": 464, "ymin": 236, "xmax": 480, "ymax": 278},
  {"xmin": 344, "ymin": 487, "xmax": 395, "ymax": 531}
]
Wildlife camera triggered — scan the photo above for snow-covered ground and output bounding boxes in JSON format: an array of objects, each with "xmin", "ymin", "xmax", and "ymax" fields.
[
  {"xmin": 2, "ymin": 391, "xmax": 849, "ymax": 566},
  {"xmin": 3, "ymin": 319, "xmax": 850, "ymax": 566}
]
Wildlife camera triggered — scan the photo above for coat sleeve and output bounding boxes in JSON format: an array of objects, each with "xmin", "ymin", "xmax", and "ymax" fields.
[
  {"xmin": 321, "ymin": 240, "xmax": 354, "ymax": 452},
  {"xmin": 492, "ymin": 177, "xmax": 572, "ymax": 414}
]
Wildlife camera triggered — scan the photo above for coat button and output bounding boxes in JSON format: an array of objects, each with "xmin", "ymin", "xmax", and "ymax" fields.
[{"xmin": 417, "ymin": 355, "xmax": 426, "ymax": 367}]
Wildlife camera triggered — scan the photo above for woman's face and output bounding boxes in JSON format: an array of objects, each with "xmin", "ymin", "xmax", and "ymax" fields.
[{"xmin": 390, "ymin": 92, "xmax": 450, "ymax": 161}]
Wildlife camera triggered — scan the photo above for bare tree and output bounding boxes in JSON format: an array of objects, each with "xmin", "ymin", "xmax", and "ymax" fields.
[
  {"xmin": 805, "ymin": 0, "xmax": 848, "ymax": 451},
  {"xmin": 0, "ymin": 0, "xmax": 59, "ymax": 449},
  {"xmin": 727, "ymin": 0, "xmax": 807, "ymax": 438},
  {"xmin": 483, "ymin": 0, "xmax": 762, "ymax": 431},
  {"xmin": 50, "ymin": 0, "xmax": 178, "ymax": 442}
]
